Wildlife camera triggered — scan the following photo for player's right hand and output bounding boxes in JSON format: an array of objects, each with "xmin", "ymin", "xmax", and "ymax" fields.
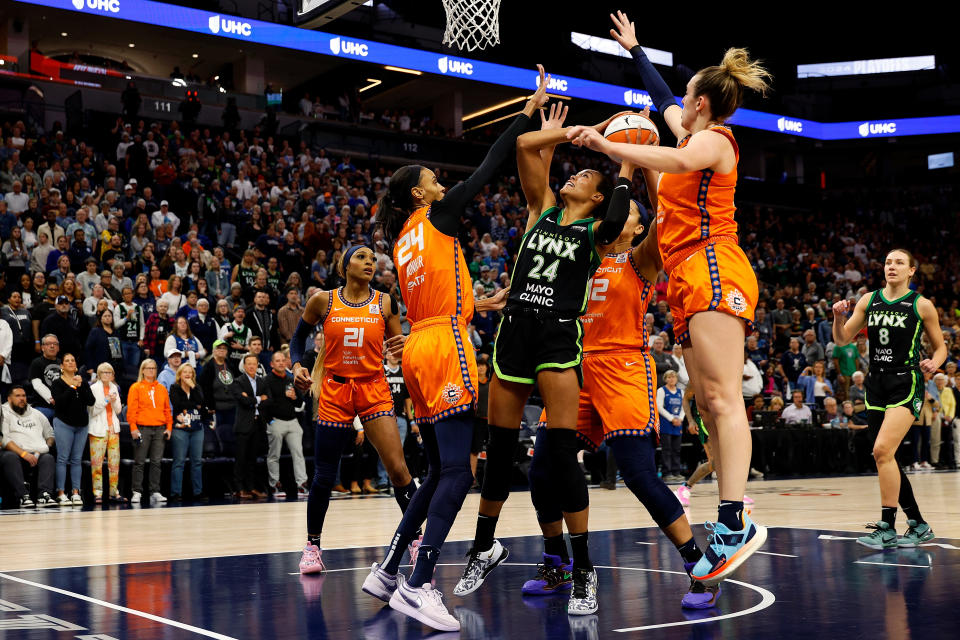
[
  {"xmin": 540, "ymin": 102, "xmax": 568, "ymax": 131},
  {"xmin": 832, "ymin": 299, "xmax": 853, "ymax": 317},
  {"xmin": 609, "ymin": 10, "xmax": 639, "ymax": 51}
]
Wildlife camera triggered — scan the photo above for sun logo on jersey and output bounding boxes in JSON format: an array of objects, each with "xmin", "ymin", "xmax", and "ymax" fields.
[
  {"xmin": 368, "ymin": 304, "xmax": 380, "ymax": 315},
  {"xmin": 725, "ymin": 288, "xmax": 747, "ymax": 315},
  {"xmin": 441, "ymin": 383, "xmax": 465, "ymax": 405}
]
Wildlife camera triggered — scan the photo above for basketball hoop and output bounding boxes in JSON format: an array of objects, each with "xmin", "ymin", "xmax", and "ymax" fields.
[{"xmin": 441, "ymin": 0, "xmax": 502, "ymax": 52}]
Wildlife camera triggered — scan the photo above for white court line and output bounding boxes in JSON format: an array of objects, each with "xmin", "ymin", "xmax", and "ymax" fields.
[
  {"xmin": 0, "ymin": 572, "xmax": 237, "ymax": 639},
  {"xmin": 854, "ymin": 561, "xmax": 932, "ymax": 569},
  {"xmin": 756, "ymin": 551, "xmax": 798, "ymax": 558},
  {"xmin": 608, "ymin": 566, "xmax": 776, "ymax": 633},
  {"xmin": 633, "ymin": 541, "xmax": 657, "ymax": 545},
  {"xmin": 289, "ymin": 562, "xmax": 776, "ymax": 633}
]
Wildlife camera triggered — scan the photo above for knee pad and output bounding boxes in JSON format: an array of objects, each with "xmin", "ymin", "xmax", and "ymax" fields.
[
  {"xmin": 610, "ymin": 436, "xmax": 684, "ymax": 528},
  {"xmin": 480, "ymin": 425, "xmax": 519, "ymax": 502},
  {"xmin": 529, "ymin": 428, "xmax": 562, "ymax": 523},
  {"xmin": 544, "ymin": 429, "xmax": 589, "ymax": 514}
]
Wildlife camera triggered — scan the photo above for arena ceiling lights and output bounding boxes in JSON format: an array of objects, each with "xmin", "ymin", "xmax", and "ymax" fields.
[{"xmin": 19, "ymin": 0, "xmax": 960, "ymax": 141}]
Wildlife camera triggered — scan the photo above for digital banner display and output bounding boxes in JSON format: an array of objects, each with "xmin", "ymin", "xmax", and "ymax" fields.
[{"xmin": 14, "ymin": 0, "xmax": 960, "ymax": 140}]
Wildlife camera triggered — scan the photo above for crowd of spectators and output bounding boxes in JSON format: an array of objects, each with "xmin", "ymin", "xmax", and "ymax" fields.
[{"xmin": 1, "ymin": 106, "xmax": 958, "ymax": 507}]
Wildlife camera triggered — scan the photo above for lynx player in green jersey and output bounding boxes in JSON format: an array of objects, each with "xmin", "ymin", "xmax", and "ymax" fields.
[{"xmin": 832, "ymin": 249, "xmax": 946, "ymax": 551}]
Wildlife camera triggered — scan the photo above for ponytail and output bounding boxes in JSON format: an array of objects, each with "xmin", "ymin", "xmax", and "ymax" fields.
[
  {"xmin": 310, "ymin": 333, "xmax": 326, "ymax": 399},
  {"xmin": 694, "ymin": 47, "xmax": 772, "ymax": 121},
  {"xmin": 374, "ymin": 164, "xmax": 425, "ymax": 244}
]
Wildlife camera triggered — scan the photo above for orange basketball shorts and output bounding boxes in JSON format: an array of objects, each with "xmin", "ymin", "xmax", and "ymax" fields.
[
  {"xmin": 537, "ymin": 350, "xmax": 658, "ymax": 452},
  {"xmin": 403, "ymin": 316, "xmax": 478, "ymax": 424},
  {"xmin": 663, "ymin": 238, "xmax": 758, "ymax": 345},
  {"xmin": 316, "ymin": 373, "xmax": 394, "ymax": 428}
]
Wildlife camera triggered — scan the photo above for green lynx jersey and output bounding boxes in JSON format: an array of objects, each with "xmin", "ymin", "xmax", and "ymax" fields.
[
  {"xmin": 506, "ymin": 207, "xmax": 601, "ymax": 317},
  {"xmin": 866, "ymin": 289, "xmax": 923, "ymax": 370}
]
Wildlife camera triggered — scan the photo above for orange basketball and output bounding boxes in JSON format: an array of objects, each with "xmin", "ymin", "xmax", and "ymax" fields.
[{"xmin": 603, "ymin": 111, "xmax": 660, "ymax": 147}]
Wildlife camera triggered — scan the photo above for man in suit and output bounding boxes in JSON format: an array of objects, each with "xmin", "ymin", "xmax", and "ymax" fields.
[{"xmin": 232, "ymin": 353, "xmax": 267, "ymax": 499}]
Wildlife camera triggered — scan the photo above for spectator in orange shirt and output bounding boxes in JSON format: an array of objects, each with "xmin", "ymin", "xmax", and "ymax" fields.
[{"xmin": 127, "ymin": 358, "xmax": 172, "ymax": 504}]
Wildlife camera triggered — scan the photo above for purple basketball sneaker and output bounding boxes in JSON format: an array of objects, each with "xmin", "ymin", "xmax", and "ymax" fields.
[
  {"xmin": 521, "ymin": 553, "xmax": 573, "ymax": 595},
  {"xmin": 681, "ymin": 562, "xmax": 721, "ymax": 609}
]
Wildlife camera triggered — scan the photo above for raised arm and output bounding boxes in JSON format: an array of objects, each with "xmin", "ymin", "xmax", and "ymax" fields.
[
  {"xmin": 517, "ymin": 101, "xmax": 568, "ymax": 231},
  {"xmin": 832, "ymin": 294, "xmax": 869, "ymax": 347},
  {"xmin": 609, "ymin": 10, "xmax": 686, "ymax": 140},
  {"xmin": 430, "ymin": 65, "xmax": 550, "ymax": 236},
  {"xmin": 567, "ymin": 127, "xmax": 733, "ymax": 175}
]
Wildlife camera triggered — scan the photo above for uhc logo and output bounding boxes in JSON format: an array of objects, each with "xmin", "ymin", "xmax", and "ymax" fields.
[
  {"xmin": 535, "ymin": 75, "xmax": 568, "ymax": 93},
  {"xmin": 72, "ymin": 0, "xmax": 121, "ymax": 12},
  {"xmin": 777, "ymin": 117, "xmax": 803, "ymax": 133},
  {"xmin": 330, "ymin": 37, "xmax": 369, "ymax": 57},
  {"xmin": 208, "ymin": 15, "xmax": 252, "ymax": 36},
  {"xmin": 859, "ymin": 121, "xmax": 897, "ymax": 137},
  {"xmin": 623, "ymin": 90, "xmax": 652, "ymax": 107},
  {"xmin": 438, "ymin": 56, "xmax": 473, "ymax": 76}
]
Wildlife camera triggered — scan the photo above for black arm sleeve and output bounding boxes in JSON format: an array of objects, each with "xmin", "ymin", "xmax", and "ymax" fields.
[
  {"xmin": 594, "ymin": 177, "xmax": 632, "ymax": 246},
  {"xmin": 289, "ymin": 318, "xmax": 314, "ymax": 368},
  {"xmin": 430, "ymin": 113, "xmax": 532, "ymax": 236},
  {"xmin": 629, "ymin": 46, "xmax": 678, "ymax": 115}
]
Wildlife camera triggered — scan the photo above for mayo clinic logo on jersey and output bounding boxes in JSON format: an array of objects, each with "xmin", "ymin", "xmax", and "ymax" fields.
[
  {"xmin": 535, "ymin": 74, "xmax": 569, "ymax": 93},
  {"xmin": 858, "ymin": 121, "xmax": 897, "ymax": 137},
  {"xmin": 725, "ymin": 288, "xmax": 747, "ymax": 315},
  {"xmin": 72, "ymin": 0, "xmax": 120, "ymax": 13},
  {"xmin": 208, "ymin": 15, "xmax": 252, "ymax": 37},
  {"xmin": 623, "ymin": 90, "xmax": 652, "ymax": 108},
  {"xmin": 441, "ymin": 383, "xmax": 465, "ymax": 405},
  {"xmin": 330, "ymin": 37, "xmax": 369, "ymax": 57},
  {"xmin": 777, "ymin": 117, "xmax": 803, "ymax": 133},
  {"xmin": 438, "ymin": 56, "xmax": 473, "ymax": 76}
]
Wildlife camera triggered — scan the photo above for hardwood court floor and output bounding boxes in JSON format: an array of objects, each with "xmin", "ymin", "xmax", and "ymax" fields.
[{"xmin": 2, "ymin": 472, "xmax": 958, "ymax": 572}]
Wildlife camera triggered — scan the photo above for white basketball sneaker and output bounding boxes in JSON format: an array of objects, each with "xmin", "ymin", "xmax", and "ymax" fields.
[
  {"xmin": 361, "ymin": 562, "xmax": 398, "ymax": 602},
  {"xmin": 389, "ymin": 574, "xmax": 459, "ymax": 632},
  {"xmin": 453, "ymin": 539, "xmax": 509, "ymax": 596}
]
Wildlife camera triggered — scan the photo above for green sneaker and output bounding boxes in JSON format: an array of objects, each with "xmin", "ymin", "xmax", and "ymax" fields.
[
  {"xmin": 857, "ymin": 521, "xmax": 898, "ymax": 550},
  {"xmin": 897, "ymin": 520, "xmax": 934, "ymax": 547}
]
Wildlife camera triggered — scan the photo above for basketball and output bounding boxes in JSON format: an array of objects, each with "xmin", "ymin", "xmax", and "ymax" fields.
[{"xmin": 603, "ymin": 111, "xmax": 660, "ymax": 147}]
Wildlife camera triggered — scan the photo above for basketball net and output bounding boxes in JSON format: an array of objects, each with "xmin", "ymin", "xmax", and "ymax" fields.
[{"xmin": 441, "ymin": 0, "xmax": 502, "ymax": 51}]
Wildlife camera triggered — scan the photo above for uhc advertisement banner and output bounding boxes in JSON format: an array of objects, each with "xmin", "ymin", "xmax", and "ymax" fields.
[{"xmin": 16, "ymin": 0, "xmax": 960, "ymax": 140}]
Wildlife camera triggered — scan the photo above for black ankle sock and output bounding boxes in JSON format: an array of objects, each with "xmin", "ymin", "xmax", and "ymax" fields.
[
  {"xmin": 881, "ymin": 506, "xmax": 897, "ymax": 528},
  {"xmin": 307, "ymin": 535, "xmax": 322, "ymax": 548},
  {"xmin": 569, "ymin": 532, "xmax": 592, "ymax": 571},
  {"xmin": 901, "ymin": 505, "xmax": 925, "ymax": 525},
  {"xmin": 474, "ymin": 514, "xmax": 498, "ymax": 552},
  {"xmin": 718, "ymin": 501, "xmax": 744, "ymax": 530},
  {"xmin": 409, "ymin": 545, "xmax": 440, "ymax": 586},
  {"xmin": 677, "ymin": 537, "xmax": 703, "ymax": 565},
  {"xmin": 544, "ymin": 534, "xmax": 569, "ymax": 562}
]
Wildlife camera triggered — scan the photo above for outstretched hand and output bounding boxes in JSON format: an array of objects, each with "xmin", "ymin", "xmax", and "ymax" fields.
[
  {"xmin": 523, "ymin": 64, "xmax": 551, "ymax": 117},
  {"xmin": 609, "ymin": 10, "xmax": 639, "ymax": 52},
  {"xmin": 540, "ymin": 101, "xmax": 568, "ymax": 131},
  {"xmin": 566, "ymin": 126, "xmax": 609, "ymax": 154}
]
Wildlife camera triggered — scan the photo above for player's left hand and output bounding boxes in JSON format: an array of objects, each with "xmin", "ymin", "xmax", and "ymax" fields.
[
  {"xmin": 566, "ymin": 126, "xmax": 609, "ymax": 153},
  {"xmin": 919, "ymin": 359, "xmax": 938, "ymax": 375},
  {"xmin": 385, "ymin": 334, "xmax": 407, "ymax": 359},
  {"xmin": 523, "ymin": 64, "xmax": 551, "ymax": 116}
]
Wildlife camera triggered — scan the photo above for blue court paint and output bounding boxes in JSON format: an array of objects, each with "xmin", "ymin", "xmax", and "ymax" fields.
[{"xmin": 0, "ymin": 527, "xmax": 957, "ymax": 639}]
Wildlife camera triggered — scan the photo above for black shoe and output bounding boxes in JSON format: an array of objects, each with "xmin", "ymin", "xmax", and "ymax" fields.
[
  {"xmin": 193, "ymin": 493, "xmax": 210, "ymax": 503},
  {"xmin": 169, "ymin": 494, "xmax": 182, "ymax": 503}
]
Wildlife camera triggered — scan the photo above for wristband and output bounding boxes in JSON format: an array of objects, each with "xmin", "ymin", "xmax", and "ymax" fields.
[{"xmin": 20, "ymin": 450, "xmax": 28, "ymax": 459}]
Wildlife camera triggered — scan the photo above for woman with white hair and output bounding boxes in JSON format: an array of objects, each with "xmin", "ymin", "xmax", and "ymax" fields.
[{"xmin": 88, "ymin": 363, "xmax": 123, "ymax": 503}]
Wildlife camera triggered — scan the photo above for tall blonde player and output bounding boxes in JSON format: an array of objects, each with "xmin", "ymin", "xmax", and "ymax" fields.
[{"xmin": 567, "ymin": 11, "xmax": 772, "ymax": 584}]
